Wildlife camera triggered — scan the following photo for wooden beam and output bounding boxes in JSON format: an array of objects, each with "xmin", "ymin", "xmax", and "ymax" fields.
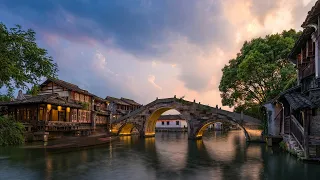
[{"xmin": 304, "ymin": 109, "xmax": 311, "ymax": 159}]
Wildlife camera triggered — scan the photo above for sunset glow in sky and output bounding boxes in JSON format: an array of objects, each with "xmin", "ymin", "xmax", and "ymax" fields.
[{"xmin": 0, "ymin": 0, "xmax": 316, "ymax": 110}]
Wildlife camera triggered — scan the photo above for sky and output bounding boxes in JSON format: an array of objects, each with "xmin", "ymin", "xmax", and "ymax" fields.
[{"xmin": 0, "ymin": 0, "xmax": 317, "ymax": 111}]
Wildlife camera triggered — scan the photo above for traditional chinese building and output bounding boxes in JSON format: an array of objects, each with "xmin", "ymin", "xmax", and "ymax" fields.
[
  {"xmin": 264, "ymin": 1, "xmax": 320, "ymax": 160},
  {"xmin": 106, "ymin": 96, "xmax": 142, "ymax": 120},
  {"xmin": 0, "ymin": 78, "xmax": 111, "ymax": 141},
  {"xmin": 155, "ymin": 115, "xmax": 188, "ymax": 132}
]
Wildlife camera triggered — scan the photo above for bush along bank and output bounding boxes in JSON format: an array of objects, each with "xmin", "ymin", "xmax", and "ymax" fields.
[{"xmin": 0, "ymin": 116, "xmax": 25, "ymax": 146}]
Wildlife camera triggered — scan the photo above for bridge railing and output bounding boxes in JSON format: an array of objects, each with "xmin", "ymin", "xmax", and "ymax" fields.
[
  {"xmin": 114, "ymin": 98, "xmax": 176, "ymax": 123},
  {"xmin": 113, "ymin": 97, "xmax": 261, "ymax": 126}
]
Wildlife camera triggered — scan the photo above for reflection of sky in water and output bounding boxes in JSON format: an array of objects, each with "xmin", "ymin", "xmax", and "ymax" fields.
[
  {"xmin": 203, "ymin": 130, "xmax": 247, "ymax": 162},
  {"xmin": 0, "ymin": 131, "xmax": 319, "ymax": 180},
  {"xmin": 155, "ymin": 133, "xmax": 188, "ymax": 171}
]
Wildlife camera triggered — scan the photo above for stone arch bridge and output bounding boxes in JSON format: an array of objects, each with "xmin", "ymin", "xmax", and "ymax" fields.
[{"xmin": 111, "ymin": 97, "xmax": 263, "ymax": 141}]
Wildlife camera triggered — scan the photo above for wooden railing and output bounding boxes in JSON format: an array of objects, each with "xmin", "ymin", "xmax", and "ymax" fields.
[
  {"xmin": 290, "ymin": 115, "xmax": 304, "ymax": 149},
  {"xmin": 284, "ymin": 116, "xmax": 290, "ymax": 134},
  {"xmin": 299, "ymin": 58, "xmax": 315, "ymax": 80},
  {"xmin": 36, "ymin": 121, "xmax": 92, "ymax": 131}
]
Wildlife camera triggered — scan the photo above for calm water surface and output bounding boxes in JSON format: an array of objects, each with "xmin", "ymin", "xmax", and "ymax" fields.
[{"xmin": 0, "ymin": 130, "xmax": 319, "ymax": 180}]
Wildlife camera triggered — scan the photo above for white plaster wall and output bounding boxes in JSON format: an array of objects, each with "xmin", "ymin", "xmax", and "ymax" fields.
[
  {"xmin": 264, "ymin": 103, "xmax": 280, "ymax": 136},
  {"xmin": 156, "ymin": 120, "xmax": 187, "ymax": 128}
]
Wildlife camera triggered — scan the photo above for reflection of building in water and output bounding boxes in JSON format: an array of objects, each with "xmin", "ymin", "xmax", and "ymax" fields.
[
  {"xmin": 155, "ymin": 115, "xmax": 187, "ymax": 132},
  {"xmin": 208, "ymin": 122, "xmax": 223, "ymax": 131}
]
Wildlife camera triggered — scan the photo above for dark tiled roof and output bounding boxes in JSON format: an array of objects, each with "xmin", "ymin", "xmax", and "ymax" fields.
[
  {"xmin": 93, "ymin": 95, "xmax": 108, "ymax": 103},
  {"xmin": 40, "ymin": 78, "xmax": 93, "ymax": 96},
  {"xmin": 302, "ymin": 0, "xmax": 320, "ymax": 27},
  {"xmin": 288, "ymin": 0, "xmax": 320, "ymax": 61},
  {"xmin": 116, "ymin": 109, "xmax": 128, "ymax": 115},
  {"xmin": 288, "ymin": 28, "xmax": 314, "ymax": 61},
  {"xmin": 158, "ymin": 115, "xmax": 183, "ymax": 120},
  {"xmin": 0, "ymin": 94, "xmax": 82, "ymax": 108},
  {"xmin": 95, "ymin": 111, "xmax": 110, "ymax": 116},
  {"xmin": 284, "ymin": 92, "xmax": 313, "ymax": 110},
  {"xmin": 106, "ymin": 96, "xmax": 130, "ymax": 106},
  {"xmin": 120, "ymin": 98, "xmax": 141, "ymax": 106},
  {"xmin": 265, "ymin": 85, "xmax": 301, "ymax": 105}
]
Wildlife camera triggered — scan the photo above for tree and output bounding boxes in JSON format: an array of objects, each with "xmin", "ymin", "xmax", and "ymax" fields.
[
  {"xmin": 0, "ymin": 23, "xmax": 58, "ymax": 90},
  {"xmin": 0, "ymin": 116, "xmax": 25, "ymax": 146},
  {"xmin": 219, "ymin": 29, "xmax": 301, "ymax": 118},
  {"xmin": 26, "ymin": 85, "xmax": 40, "ymax": 96}
]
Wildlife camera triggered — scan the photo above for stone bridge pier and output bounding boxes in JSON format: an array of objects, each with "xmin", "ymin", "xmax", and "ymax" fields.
[{"xmin": 111, "ymin": 97, "xmax": 263, "ymax": 142}]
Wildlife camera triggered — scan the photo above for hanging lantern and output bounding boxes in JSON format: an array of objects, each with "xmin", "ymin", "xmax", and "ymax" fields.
[
  {"xmin": 66, "ymin": 107, "xmax": 70, "ymax": 112},
  {"xmin": 57, "ymin": 106, "xmax": 62, "ymax": 111},
  {"xmin": 47, "ymin": 104, "xmax": 52, "ymax": 111}
]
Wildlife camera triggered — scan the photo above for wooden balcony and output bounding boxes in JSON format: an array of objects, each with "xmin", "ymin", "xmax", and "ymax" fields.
[
  {"xmin": 299, "ymin": 58, "xmax": 315, "ymax": 80},
  {"xmin": 37, "ymin": 121, "xmax": 92, "ymax": 131}
]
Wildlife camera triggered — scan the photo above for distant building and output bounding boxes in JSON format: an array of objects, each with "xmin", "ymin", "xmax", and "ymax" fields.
[
  {"xmin": 106, "ymin": 96, "xmax": 142, "ymax": 120},
  {"xmin": 156, "ymin": 115, "xmax": 187, "ymax": 132}
]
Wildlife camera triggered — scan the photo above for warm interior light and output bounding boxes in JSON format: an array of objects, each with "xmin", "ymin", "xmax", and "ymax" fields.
[
  {"xmin": 66, "ymin": 107, "xmax": 70, "ymax": 113},
  {"xmin": 57, "ymin": 106, "xmax": 62, "ymax": 111},
  {"xmin": 47, "ymin": 104, "xmax": 52, "ymax": 111}
]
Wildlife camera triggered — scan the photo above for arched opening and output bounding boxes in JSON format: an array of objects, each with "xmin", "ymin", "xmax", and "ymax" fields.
[
  {"xmin": 119, "ymin": 123, "xmax": 137, "ymax": 136},
  {"xmin": 195, "ymin": 119, "xmax": 250, "ymax": 140},
  {"xmin": 144, "ymin": 107, "xmax": 188, "ymax": 137}
]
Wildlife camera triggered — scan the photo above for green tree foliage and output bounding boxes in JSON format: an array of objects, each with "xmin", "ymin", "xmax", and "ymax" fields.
[
  {"xmin": 26, "ymin": 85, "xmax": 40, "ymax": 96},
  {"xmin": 219, "ymin": 29, "xmax": 301, "ymax": 118},
  {"xmin": 0, "ymin": 116, "xmax": 25, "ymax": 146},
  {"xmin": 0, "ymin": 23, "xmax": 58, "ymax": 90}
]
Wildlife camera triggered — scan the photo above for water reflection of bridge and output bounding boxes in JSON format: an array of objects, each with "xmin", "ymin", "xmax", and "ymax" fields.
[
  {"xmin": 1, "ymin": 132, "xmax": 319, "ymax": 179},
  {"xmin": 116, "ymin": 132, "xmax": 264, "ymax": 179}
]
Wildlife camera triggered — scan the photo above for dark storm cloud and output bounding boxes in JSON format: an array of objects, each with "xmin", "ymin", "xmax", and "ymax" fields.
[{"xmin": 1, "ymin": 0, "xmax": 233, "ymax": 57}]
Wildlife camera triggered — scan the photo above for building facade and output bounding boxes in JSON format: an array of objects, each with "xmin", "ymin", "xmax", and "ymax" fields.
[
  {"xmin": 0, "ymin": 78, "xmax": 111, "ymax": 141},
  {"xmin": 156, "ymin": 115, "xmax": 188, "ymax": 132},
  {"xmin": 106, "ymin": 96, "xmax": 142, "ymax": 120},
  {"xmin": 265, "ymin": 1, "xmax": 320, "ymax": 160}
]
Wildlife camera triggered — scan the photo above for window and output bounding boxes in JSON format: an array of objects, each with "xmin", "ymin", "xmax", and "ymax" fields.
[
  {"xmin": 167, "ymin": 121, "xmax": 169, "ymax": 125},
  {"xmin": 161, "ymin": 121, "xmax": 164, "ymax": 125},
  {"xmin": 71, "ymin": 109, "xmax": 77, "ymax": 122},
  {"xmin": 80, "ymin": 94, "xmax": 84, "ymax": 102},
  {"xmin": 39, "ymin": 107, "xmax": 44, "ymax": 120},
  {"xmin": 74, "ymin": 93, "xmax": 79, "ymax": 101},
  {"xmin": 176, "ymin": 121, "xmax": 179, "ymax": 125},
  {"xmin": 85, "ymin": 95, "xmax": 90, "ymax": 102}
]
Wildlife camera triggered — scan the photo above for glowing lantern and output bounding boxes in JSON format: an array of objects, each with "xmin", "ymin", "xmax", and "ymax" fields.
[
  {"xmin": 66, "ymin": 107, "xmax": 70, "ymax": 113},
  {"xmin": 47, "ymin": 104, "xmax": 52, "ymax": 111},
  {"xmin": 57, "ymin": 106, "xmax": 62, "ymax": 111}
]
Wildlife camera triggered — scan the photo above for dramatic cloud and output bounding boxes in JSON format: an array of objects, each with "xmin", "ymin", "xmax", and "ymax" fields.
[
  {"xmin": 148, "ymin": 75, "xmax": 162, "ymax": 91},
  {"xmin": 0, "ymin": 0, "xmax": 317, "ymax": 109}
]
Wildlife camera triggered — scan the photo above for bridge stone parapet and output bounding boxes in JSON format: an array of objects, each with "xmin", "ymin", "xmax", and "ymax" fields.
[{"xmin": 111, "ymin": 97, "xmax": 263, "ymax": 141}]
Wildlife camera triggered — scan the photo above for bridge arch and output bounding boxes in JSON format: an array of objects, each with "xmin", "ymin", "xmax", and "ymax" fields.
[
  {"xmin": 194, "ymin": 118, "xmax": 250, "ymax": 140},
  {"xmin": 144, "ymin": 106, "xmax": 190, "ymax": 137},
  {"xmin": 118, "ymin": 122, "xmax": 141, "ymax": 136}
]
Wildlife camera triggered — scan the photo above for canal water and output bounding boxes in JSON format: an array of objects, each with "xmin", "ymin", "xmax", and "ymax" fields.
[{"xmin": 0, "ymin": 130, "xmax": 319, "ymax": 180}]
